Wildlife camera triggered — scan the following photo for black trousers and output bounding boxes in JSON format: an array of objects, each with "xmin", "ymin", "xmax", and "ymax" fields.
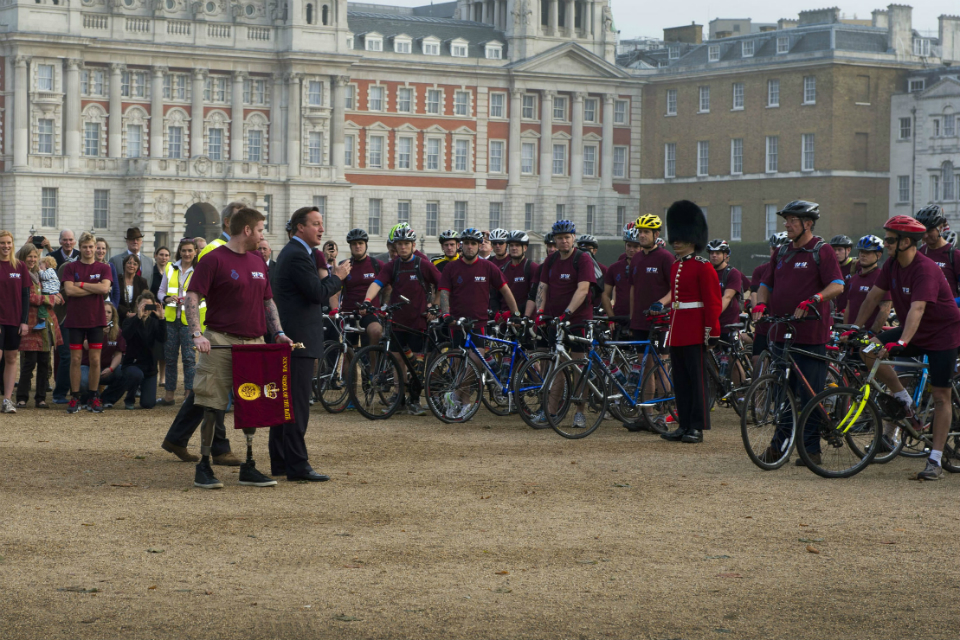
[
  {"xmin": 669, "ymin": 344, "xmax": 711, "ymax": 433},
  {"xmin": 17, "ymin": 350, "xmax": 51, "ymax": 402},
  {"xmin": 269, "ymin": 356, "xmax": 315, "ymax": 478},
  {"xmin": 163, "ymin": 390, "xmax": 231, "ymax": 456}
]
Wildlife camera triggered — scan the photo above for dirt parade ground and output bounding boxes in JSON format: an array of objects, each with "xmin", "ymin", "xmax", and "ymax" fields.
[{"xmin": 0, "ymin": 400, "xmax": 957, "ymax": 640}]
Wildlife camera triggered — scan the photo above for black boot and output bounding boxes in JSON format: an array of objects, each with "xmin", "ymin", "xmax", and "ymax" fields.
[
  {"xmin": 194, "ymin": 459, "xmax": 223, "ymax": 489},
  {"xmin": 681, "ymin": 430, "xmax": 703, "ymax": 443},
  {"xmin": 239, "ymin": 460, "xmax": 278, "ymax": 487},
  {"xmin": 660, "ymin": 428, "xmax": 687, "ymax": 441}
]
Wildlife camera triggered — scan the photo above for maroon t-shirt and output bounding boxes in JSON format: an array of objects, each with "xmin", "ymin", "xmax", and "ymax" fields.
[
  {"xmin": 85, "ymin": 334, "xmax": 126, "ymax": 368},
  {"xmin": 439, "ymin": 258, "xmax": 507, "ymax": 322},
  {"xmin": 607, "ymin": 257, "xmax": 632, "ymax": 317},
  {"xmin": 538, "ymin": 250, "xmax": 597, "ymax": 323},
  {"xmin": 751, "ymin": 262, "xmax": 772, "ymax": 336},
  {"xmin": 918, "ymin": 243, "xmax": 960, "ymax": 296},
  {"xmin": 375, "ymin": 255, "xmax": 440, "ymax": 331},
  {"xmin": 61, "ymin": 260, "xmax": 113, "ymax": 329},
  {"xmin": 762, "ymin": 238, "xmax": 844, "ymax": 345},
  {"xmin": 717, "ymin": 266, "xmax": 744, "ymax": 329},
  {"xmin": 835, "ymin": 259, "xmax": 855, "ymax": 312},
  {"xmin": 489, "ymin": 255, "xmax": 510, "ymax": 270},
  {"xmin": 187, "ymin": 245, "xmax": 273, "ymax": 338},
  {"xmin": 874, "ymin": 252, "xmax": 960, "ymax": 351},
  {"xmin": 629, "ymin": 247, "xmax": 674, "ymax": 330},
  {"xmin": 846, "ymin": 266, "xmax": 890, "ymax": 330},
  {"xmin": 0, "ymin": 260, "xmax": 31, "ymax": 326},
  {"xmin": 340, "ymin": 255, "xmax": 381, "ymax": 312},
  {"xmin": 500, "ymin": 258, "xmax": 540, "ymax": 312}
]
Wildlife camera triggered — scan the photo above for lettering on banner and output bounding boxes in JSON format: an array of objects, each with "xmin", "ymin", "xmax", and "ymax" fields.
[{"xmin": 282, "ymin": 355, "xmax": 291, "ymax": 421}]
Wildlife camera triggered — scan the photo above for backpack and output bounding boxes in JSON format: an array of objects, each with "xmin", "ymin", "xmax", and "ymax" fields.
[
  {"xmin": 776, "ymin": 238, "xmax": 825, "ymax": 267},
  {"xmin": 544, "ymin": 249, "xmax": 605, "ymax": 302},
  {"xmin": 391, "ymin": 255, "xmax": 431, "ymax": 298},
  {"xmin": 718, "ymin": 266, "xmax": 742, "ymax": 299}
]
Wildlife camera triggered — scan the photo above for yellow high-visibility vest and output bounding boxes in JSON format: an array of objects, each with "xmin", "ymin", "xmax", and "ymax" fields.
[{"xmin": 164, "ymin": 263, "xmax": 206, "ymax": 329}]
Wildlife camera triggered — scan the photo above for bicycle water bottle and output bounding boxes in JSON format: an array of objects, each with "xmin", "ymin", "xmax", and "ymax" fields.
[
  {"xmin": 719, "ymin": 353, "xmax": 730, "ymax": 379},
  {"xmin": 823, "ymin": 383, "xmax": 837, "ymax": 413},
  {"xmin": 499, "ymin": 355, "xmax": 512, "ymax": 381},
  {"xmin": 609, "ymin": 363, "xmax": 627, "ymax": 385}
]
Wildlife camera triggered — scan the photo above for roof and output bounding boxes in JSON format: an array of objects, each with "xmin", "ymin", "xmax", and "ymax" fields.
[{"xmin": 347, "ymin": 11, "xmax": 507, "ymax": 58}]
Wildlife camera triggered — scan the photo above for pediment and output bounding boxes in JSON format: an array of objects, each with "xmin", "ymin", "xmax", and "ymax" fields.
[
  {"xmin": 508, "ymin": 43, "xmax": 630, "ymax": 79},
  {"xmin": 424, "ymin": 124, "xmax": 448, "ymax": 134},
  {"xmin": 367, "ymin": 121, "xmax": 391, "ymax": 131},
  {"xmin": 452, "ymin": 125, "xmax": 476, "ymax": 135},
  {"xmin": 396, "ymin": 123, "xmax": 419, "ymax": 132},
  {"xmin": 520, "ymin": 129, "xmax": 541, "ymax": 139},
  {"xmin": 921, "ymin": 76, "xmax": 960, "ymax": 99},
  {"xmin": 552, "ymin": 131, "xmax": 571, "ymax": 140},
  {"xmin": 583, "ymin": 132, "xmax": 602, "ymax": 141}
]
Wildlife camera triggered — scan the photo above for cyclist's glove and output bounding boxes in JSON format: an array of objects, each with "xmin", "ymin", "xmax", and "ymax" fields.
[
  {"xmin": 796, "ymin": 297, "xmax": 820, "ymax": 313},
  {"xmin": 441, "ymin": 313, "xmax": 454, "ymax": 325},
  {"xmin": 648, "ymin": 302, "xmax": 664, "ymax": 314},
  {"xmin": 534, "ymin": 312, "xmax": 547, "ymax": 328},
  {"xmin": 884, "ymin": 340, "xmax": 907, "ymax": 356},
  {"xmin": 328, "ymin": 308, "xmax": 339, "ymax": 318},
  {"xmin": 752, "ymin": 303, "xmax": 768, "ymax": 316},
  {"xmin": 360, "ymin": 300, "xmax": 376, "ymax": 313}
]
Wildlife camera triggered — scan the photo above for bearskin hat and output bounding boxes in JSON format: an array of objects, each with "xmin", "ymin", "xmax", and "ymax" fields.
[{"xmin": 666, "ymin": 200, "xmax": 709, "ymax": 252}]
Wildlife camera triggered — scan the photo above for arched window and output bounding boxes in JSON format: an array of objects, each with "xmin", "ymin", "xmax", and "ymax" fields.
[
  {"xmin": 306, "ymin": 3, "xmax": 314, "ymax": 25},
  {"xmin": 321, "ymin": 4, "xmax": 328, "ymax": 25},
  {"xmin": 944, "ymin": 161, "xmax": 956, "ymax": 201}
]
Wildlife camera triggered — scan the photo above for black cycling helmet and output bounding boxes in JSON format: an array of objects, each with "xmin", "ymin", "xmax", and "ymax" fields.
[
  {"xmin": 576, "ymin": 234, "xmax": 599, "ymax": 249},
  {"xmin": 460, "ymin": 228, "xmax": 484, "ymax": 243},
  {"xmin": 769, "ymin": 232, "xmax": 789, "ymax": 248},
  {"xmin": 829, "ymin": 235, "xmax": 853, "ymax": 248},
  {"xmin": 914, "ymin": 204, "xmax": 946, "ymax": 230},
  {"xmin": 544, "ymin": 232, "xmax": 556, "ymax": 245},
  {"xmin": 346, "ymin": 228, "xmax": 369, "ymax": 243},
  {"xmin": 777, "ymin": 200, "xmax": 820, "ymax": 220},
  {"xmin": 506, "ymin": 230, "xmax": 529, "ymax": 245},
  {"xmin": 438, "ymin": 229, "xmax": 460, "ymax": 243},
  {"xmin": 705, "ymin": 238, "xmax": 731, "ymax": 253}
]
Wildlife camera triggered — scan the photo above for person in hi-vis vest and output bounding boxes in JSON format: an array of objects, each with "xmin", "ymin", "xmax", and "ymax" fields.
[{"xmin": 157, "ymin": 239, "xmax": 206, "ymax": 405}]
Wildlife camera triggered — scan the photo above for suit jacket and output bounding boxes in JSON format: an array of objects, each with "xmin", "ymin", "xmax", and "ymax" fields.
[
  {"xmin": 51, "ymin": 247, "xmax": 79, "ymax": 269},
  {"xmin": 273, "ymin": 239, "xmax": 342, "ymax": 359},
  {"xmin": 110, "ymin": 251, "xmax": 155, "ymax": 280}
]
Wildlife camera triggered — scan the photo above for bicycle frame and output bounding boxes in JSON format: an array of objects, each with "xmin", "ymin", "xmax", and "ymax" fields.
[{"xmin": 589, "ymin": 338, "xmax": 675, "ymax": 407}]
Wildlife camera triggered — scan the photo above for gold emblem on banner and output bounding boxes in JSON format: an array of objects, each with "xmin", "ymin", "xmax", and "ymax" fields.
[
  {"xmin": 264, "ymin": 382, "xmax": 279, "ymax": 399},
  {"xmin": 238, "ymin": 383, "xmax": 261, "ymax": 401}
]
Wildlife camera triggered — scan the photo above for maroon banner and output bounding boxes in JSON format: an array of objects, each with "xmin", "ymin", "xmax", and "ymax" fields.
[{"xmin": 230, "ymin": 343, "xmax": 294, "ymax": 429}]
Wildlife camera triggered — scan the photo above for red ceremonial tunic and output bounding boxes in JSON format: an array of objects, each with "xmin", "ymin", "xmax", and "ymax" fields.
[{"xmin": 667, "ymin": 254, "xmax": 721, "ymax": 347}]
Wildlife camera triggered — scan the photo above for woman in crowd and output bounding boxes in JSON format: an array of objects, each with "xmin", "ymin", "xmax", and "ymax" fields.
[
  {"xmin": 117, "ymin": 254, "xmax": 149, "ymax": 320},
  {"xmin": 0, "ymin": 231, "xmax": 30, "ymax": 413},
  {"xmin": 103, "ymin": 292, "xmax": 165, "ymax": 409},
  {"xmin": 97, "ymin": 303, "xmax": 127, "ymax": 408},
  {"xmin": 157, "ymin": 238, "xmax": 198, "ymax": 406},
  {"xmin": 95, "ymin": 237, "xmax": 120, "ymax": 307},
  {"xmin": 151, "ymin": 246, "xmax": 171, "ymax": 389},
  {"xmin": 16, "ymin": 243, "xmax": 63, "ymax": 408}
]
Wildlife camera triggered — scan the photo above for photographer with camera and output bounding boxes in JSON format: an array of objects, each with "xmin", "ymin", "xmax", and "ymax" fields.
[{"xmin": 101, "ymin": 291, "xmax": 166, "ymax": 410}]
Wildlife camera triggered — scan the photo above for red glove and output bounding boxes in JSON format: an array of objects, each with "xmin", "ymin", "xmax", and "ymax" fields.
[
  {"xmin": 884, "ymin": 340, "xmax": 907, "ymax": 355},
  {"xmin": 534, "ymin": 312, "xmax": 547, "ymax": 328},
  {"xmin": 328, "ymin": 308, "xmax": 339, "ymax": 318},
  {"xmin": 494, "ymin": 311, "xmax": 507, "ymax": 323},
  {"xmin": 752, "ymin": 303, "xmax": 767, "ymax": 316},
  {"xmin": 796, "ymin": 299, "xmax": 817, "ymax": 313},
  {"xmin": 441, "ymin": 313, "xmax": 453, "ymax": 325},
  {"xmin": 839, "ymin": 330, "xmax": 858, "ymax": 339},
  {"xmin": 557, "ymin": 313, "xmax": 567, "ymax": 324}
]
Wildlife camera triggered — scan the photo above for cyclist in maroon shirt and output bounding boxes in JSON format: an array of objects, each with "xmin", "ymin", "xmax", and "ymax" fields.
[
  {"xmin": 500, "ymin": 230, "xmax": 539, "ymax": 317},
  {"xmin": 829, "ymin": 235, "xmax": 855, "ymax": 314},
  {"xmin": 601, "ymin": 225, "xmax": 640, "ymax": 334},
  {"xmin": 842, "ymin": 235, "xmax": 891, "ymax": 334},
  {"xmin": 336, "ymin": 228, "xmax": 384, "ymax": 346},
  {"xmin": 916, "ymin": 204, "xmax": 960, "ymax": 300}
]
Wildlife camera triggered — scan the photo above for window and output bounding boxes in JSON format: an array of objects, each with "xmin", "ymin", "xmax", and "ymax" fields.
[
  {"xmin": 204, "ymin": 75, "xmax": 226, "ymax": 102},
  {"xmin": 454, "ymin": 139, "xmax": 469, "ymax": 171},
  {"xmin": 556, "ymin": 204, "xmax": 565, "ymax": 221},
  {"xmin": 369, "ymin": 85, "xmax": 384, "ymax": 111},
  {"xmin": 934, "ymin": 119, "xmax": 941, "ymax": 137},
  {"xmin": 664, "ymin": 143, "xmax": 676, "ymax": 178},
  {"xmin": 451, "ymin": 43, "xmax": 468, "ymax": 57},
  {"xmin": 454, "ymin": 91, "xmax": 470, "ymax": 116},
  {"xmin": 697, "ymin": 141, "xmax": 709, "ymax": 176},
  {"xmin": 37, "ymin": 64, "xmax": 54, "ymax": 91},
  {"xmin": 313, "ymin": 195, "xmax": 326, "ymax": 218},
  {"xmin": 898, "ymin": 176, "xmax": 910, "ymax": 203},
  {"xmin": 583, "ymin": 145, "xmax": 596, "ymax": 176},
  {"xmin": 613, "ymin": 146, "xmax": 626, "ymax": 178},
  {"xmin": 899, "ymin": 117, "xmax": 912, "ymax": 140},
  {"xmin": 931, "ymin": 175, "xmax": 940, "ymax": 201},
  {"xmin": 767, "ymin": 79, "xmax": 780, "ymax": 107},
  {"xmin": 427, "ymin": 89, "xmax": 442, "ymax": 114},
  {"xmin": 168, "ymin": 126, "xmax": 183, "ymax": 158},
  {"xmin": 766, "ymin": 136, "xmax": 778, "ymax": 173},
  {"xmin": 365, "ymin": 35, "xmax": 382, "ymax": 51},
  {"xmin": 730, "ymin": 205, "xmax": 742, "ymax": 241},
  {"xmin": 345, "ymin": 85, "xmax": 355, "ymax": 109},
  {"xmin": 489, "ymin": 202, "xmax": 502, "ymax": 229},
  {"xmin": 803, "ymin": 76, "xmax": 816, "ymax": 104},
  {"xmin": 525, "ymin": 203, "xmax": 534, "ymax": 230},
  {"xmin": 246, "ymin": 130, "xmax": 262, "ymax": 162},
  {"xmin": 425, "ymin": 202, "xmax": 439, "ymax": 236},
  {"xmin": 454, "ymin": 201, "xmax": 467, "ymax": 231},
  {"xmin": 732, "ymin": 83, "xmax": 744, "ymax": 110},
  {"xmin": 699, "ymin": 86, "xmax": 710, "ymax": 112},
  {"xmin": 133, "ymin": 72, "xmax": 147, "ymax": 98},
  {"xmin": 616, "ymin": 206, "xmax": 626, "ymax": 230},
  {"xmin": 908, "ymin": 79, "xmax": 925, "ymax": 93},
  {"xmin": 368, "ymin": 199, "xmax": 382, "ymax": 235},
  {"xmin": 666, "ymin": 89, "xmax": 677, "ymax": 115},
  {"xmin": 344, "ymin": 134, "xmax": 354, "ymax": 166},
  {"xmin": 202, "ymin": 127, "xmax": 219, "ymax": 160},
  {"xmin": 586, "ymin": 205, "xmax": 596, "ymax": 234},
  {"xmin": 262, "ymin": 194, "xmax": 272, "ymax": 232},
  {"xmin": 614, "ymin": 100, "xmax": 628, "ymax": 124},
  {"xmin": 776, "ymin": 36, "xmax": 789, "ymax": 54},
  {"xmin": 944, "ymin": 164, "xmax": 956, "ymax": 200},
  {"xmin": 521, "ymin": 142, "xmax": 535, "ymax": 174},
  {"xmin": 93, "ymin": 190, "xmax": 109, "ymax": 229},
  {"xmin": 308, "ymin": 131, "xmax": 322, "ymax": 164},
  {"xmin": 485, "ymin": 43, "xmax": 503, "ymax": 59},
  {"xmin": 490, "ymin": 93, "xmax": 505, "ymax": 118},
  {"xmin": 946, "ymin": 115, "xmax": 956, "ymax": 138},
  {"xmin": 397, "ymin": 136, "xmax": 412, "ymax": 169},
  {"xmin": 127, "ymin": 125, "xmax": 143, "ymax": 158},
  {"xmin": 668, "ymin": 46, "xmax": 679, "ymax": 60},
  {"xmin": 251, "ymin": 79, "xmax": 266, "ymax": 105},
  {"xmin": 552, "ymin": 143, "xmax": 566, "ymax": 176},
  {"xmin": 84, "ymin": 122, "xmax": 100, "ymax": 157},
  {"xmin": 708, "ymin": 44, "xmax": 720, "ymax": 62},
  {"xmin": 584, "ymin": 98, "xmax": 597, "ymax": 122},
  {"xmin": 489, "ymin": 140, "xmax": 504, "ymax": 173},
  {"xmin": 802, "ymin": 133, "xmax": 815, "ymax": 171},
  {"xmin": 426, "ymin": 138, "xmax": 441, "ymax": 170},
  {"xmin": 423, "ymin": 40, "xmax": 440, "ymax": 56},
  {"xmin": 93, "ymin": 70, "xmax": 105, "ymax": 96},
  {"xmin": 308, "ymin": 80, "xmax": 322, "ymax": 106},
  {"xmin": 398, "ymin": 87, "xmax": 413, "ymax": 112},
  {"xmin": 394, "ymin": 38, "xmax": 411, "ymax": 54},
  {"xmin": 397, "ymin": 200, "xmax": 411, "ymax": 224},
  {"xmin": 121, "ymin": 71, "xmax": 130, "ymax": 97},
  {"xmin": 913, "ymin": 38, "xmax": 931, "ymax": 57},
  {"xmin": 741, "ymin": 40, "xmax": 754, "ymax": 57},
  {"xmin": 765, "ymin": 204, "xmax": 778, "ymax": 238},
  {"xmin": 553, "ymin": 96, "xmax": 567, "ymax": 121},
  {"xmin": 731, "ymin": 138, "xmax": 743, "ymax": 175},
  {"xmin": 41, "ymin": 188, "xmax": 57, "ymax": 227},
  {"xmin": 368, "ymin": 135, "xmax": 383, "ymax": 168},
  {"xmin": 522, "ymin": 94, "xmax": 536, "ymax": 119}
]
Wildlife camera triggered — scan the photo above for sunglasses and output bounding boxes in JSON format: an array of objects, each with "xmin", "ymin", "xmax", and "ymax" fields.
[
  {"xmin": 882, "ymin": 237, "xmax": 899, "ymax": 245},
  {"xmin": 490, "ymin": 240, "xmax": 505, "ymax": 245}
]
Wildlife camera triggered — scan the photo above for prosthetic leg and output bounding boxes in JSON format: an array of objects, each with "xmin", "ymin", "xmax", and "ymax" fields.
[{"xmin": 193, "ymin": 408, "xmax": 225, "ymax": 489}]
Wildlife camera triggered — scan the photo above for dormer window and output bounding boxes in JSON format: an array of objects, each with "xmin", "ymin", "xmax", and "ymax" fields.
[
  {"xmin": 708, "ymin": 45, "xmax": 720, "ymax": 62},
  {"xmin": 450, "ymin": 38, "xmax": 469, "ymax": 58},
  {"xmin": 776, "ymin": 36, "xmax": 789, "ymax": 54},
  {"xmin": 394, "ymin": 34, "xmax": 412, "ymax": 54},
  {"xmin": 741, "ymin": 40, "xmax": 754, "ymax": 57},
  {"xmin": 485, "ymin": 41, "xmax": 503, "ymax": 59},
  {"xmin": 913, "ymin": 38, "xmax": 931, "ymax": 57},
  {"xmin": 668, "ymin": 46, "xmax": 679, "ymax": 60},
  {"xmin": 364, "ymin": 32, "xmax": 383, "ymax": 52},
  {"xmin": 422, "ymin": 36, "xmax": 440, "ymax": 56}
]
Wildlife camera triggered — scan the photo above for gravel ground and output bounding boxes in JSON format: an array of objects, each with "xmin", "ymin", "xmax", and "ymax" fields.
[{"xmin": 0, "ymin": 400, "xmax": 957, "ymax": 640}]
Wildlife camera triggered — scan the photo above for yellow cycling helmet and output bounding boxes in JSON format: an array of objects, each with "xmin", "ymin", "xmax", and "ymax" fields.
[{"xmin": 635, "ymin": 214, "xmax": 662, "ymax": 230}]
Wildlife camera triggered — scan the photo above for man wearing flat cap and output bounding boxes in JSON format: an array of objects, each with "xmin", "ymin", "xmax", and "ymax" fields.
[{"xmin": 110, "ymin": 227, "xmax": 154, "ymax": 278}]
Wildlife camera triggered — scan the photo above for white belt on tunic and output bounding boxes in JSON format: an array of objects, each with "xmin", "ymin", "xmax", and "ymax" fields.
[{"xmin": 672, "ymin": 301, "xmax": 704, "ymax": 310}]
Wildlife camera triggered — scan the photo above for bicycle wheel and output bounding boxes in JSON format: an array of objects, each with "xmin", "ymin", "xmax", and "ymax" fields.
[
  {"xmin": 480, "ymin": 348, "xmax": 513, "ymax": 417},
  {"xmin": 544, "ymin": 359, "xmax": 608, "ymax": 439},
  {"xmin": 740, "ymin": 374, "xmax": 797, "ymax": 470},
  {"xmin": 316, "ymin": 342, "xmax": 352, "ymax": 414},
  {"xmin": 638, "ymin": 363, "xmax": 676, "ymax": 434},
  {"xmin": 347, "ymin": 345, "xmax": 404, "ymax": 420},
  {"xmin": 942, "ymin": 432, "xmax": 960, "ymax": 473},
  {"xmin": 796, "ymin": 386, "xmax": 881, "ymax": 478},
  {"xmin": 512, "ymin": 352, "xmax": 560, "ymax": 430},
  {"xmin": 424, "ymin": 351, "xmax": 483, "ymax": 424}
]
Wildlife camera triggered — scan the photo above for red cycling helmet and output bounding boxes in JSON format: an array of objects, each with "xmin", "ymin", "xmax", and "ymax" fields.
[{"xmin": 883, "ymin": 215, "xmax": 926, "ymax": 241}]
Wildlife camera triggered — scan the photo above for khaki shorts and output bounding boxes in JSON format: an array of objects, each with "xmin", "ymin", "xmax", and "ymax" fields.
[{"xmin": 192, "ymin": 330, "xmax": 265, "ymax": 410}]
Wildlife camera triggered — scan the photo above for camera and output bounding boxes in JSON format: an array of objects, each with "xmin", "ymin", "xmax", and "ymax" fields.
[
  {"xmin": 31, "ymin": 236, "xmax": 45, "ymax": 249},
  {"xmin": 145, "ymin": 304, "xmax": 158, "ymax": 311}
]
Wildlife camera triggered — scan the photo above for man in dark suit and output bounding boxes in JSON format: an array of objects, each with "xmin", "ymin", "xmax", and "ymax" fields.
[
  {"xmin": 51, "ymin": 229, "xmax": 80, "ymax": 268},
  {"xmin": 110, "ymin": 227, "xmax": 154, "ymax": 278},
  {"xmin": 268, "ymin": 206, "xmax": 349, "ymax": 482}
]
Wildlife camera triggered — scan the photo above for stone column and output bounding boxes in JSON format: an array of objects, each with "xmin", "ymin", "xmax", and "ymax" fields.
[
  {"xmin": 331, "ymin": 74, "xmax": 349, "ymax": 180},
  {"xmin": 64, "ymin": 58, "xmax": 82, "ymax": 170},
  {"xmin": 539, "ymin": 89, "xmax": 554, "ymax": 187},
  {"xmin": 190, "ymin": 69, "xmax": 205, "ymax": 157},
  {"xmin": 231, "ymin": 71, "xmax": 245, "ymax": 162},
  {"xmin": 571, "ymin": 91, "xmax": 584, "ymax": 188},
  {"xmin": 601, "ymin": 93, "xmax": 614, "ymax": 190},
  {"xmin": 548, "ymin": 0, "xmax": 558, "ymax": 35},
  {"xmin": 3, "ymin": 57, "xmax": 12, "ymax": 161},
  {"xmin": 150, "ymin": 66, "xmax": 166, "ymax": 159},
  {"xmin": 493, "ymin": 0, "xmax": 500, "ymax": 29},
  {"xmin": 565, "ymin": 0, "xmax": 575, "ymax": 36},
  {"xmin": 507, "ymin": 89, "xmax": 522, "ymax": 186},
  {"xmin": 108, "ymin": 64, "xmax": 124, "ymax": 157},
  {"xmin": 270, "ymin": 72, "xmax": 284, "ymax": 166},
  {"xmin": 286, "ymin": 72, "xmax": 301, "ymax": 177},
  {"xmin": 12, "ymin": 56, "xmax": 29, "ymax": 168},
  {"xmin": 481, "ymin": 0, "xmax": 489, "ymax": 23}
]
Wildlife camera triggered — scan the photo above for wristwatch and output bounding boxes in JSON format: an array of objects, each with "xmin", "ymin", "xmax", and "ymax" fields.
[{"xmin": 192, "ymin": 331, "xmax": 202, "ymax": 338}]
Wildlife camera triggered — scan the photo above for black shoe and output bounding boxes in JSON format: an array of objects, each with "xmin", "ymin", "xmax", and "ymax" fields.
[
  {"xmin": 795, "ymin": 452, "xmax": 822, "ymax": 467},
  {"xmin": 194, "ymin": 460, "xmax": 223, "ymax": 489},
  {"xmin": 238, "ymin": 461, "xmax": 278, "ymax": 487},
  {"xmin": 660, "ymin": 428, "xmax": 686, "ymax": 442},
  {"xmin": 681, "ymin": 430, "xmax": 703, "ymax": 443},
  {"xmin": 288, "ymin": 469, "xmax": 330, "ymax": 482}
]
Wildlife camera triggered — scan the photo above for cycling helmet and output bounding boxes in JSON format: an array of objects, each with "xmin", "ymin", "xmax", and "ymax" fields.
[
  {"xmin": 438, "ymin": 229, "xmax": 460, "ymax": 243},
  {"xmin": 576, "ymin": 234, "xmax": 599, "ymax": 250},
  {"xmin": 391, "ymin": 226, "xmax": 417, "ymax": 243},
  {"xmin": 552, "ymin": 220, "xmax": 576, "ymax": 235},
  {"xmin": 777, "ymin": 200, "xmax": 820, "ymax": 220},
  {"xmin": 655, "ymin": 237, "xmax": 666, "ymax": 248},
  {"xmin": 623, "ymin": 227, "xmax": 641, "ymax": 243},
  {"xmin": 829, "ymin": 235, "xmax": 853, "ymax": 248},
  {"xmin": 705, "ymin": 238, "xmax": 731, "ymax": 253},
  {"xmin": 914, "ymin": 204, "xmax": 946, "ymax": 230},
  {"xmin": 506, "ymin": 230, "xmax": 529, "ymax": 245},
  {"xmin": 346, "ymin": 228, "xmax": 369, "ymax": 243},
  {"xmin": 943, "ymin": 229, "xmax": 959, "ymax": 249},
  {"xmin": 489, "ymin": 228, "xmax": 509, "ymax": 243},
  {"xmin": 769, "ymin": 232, "xmax": 789, "ymax": 248},
  {"xmin": 635, "ymin": 214, "xmax": 662, "ymax": 230},
  {"xmin": 544, "ymin": 232, "xmax": 556, "ymax": 245},
  {"xmin": 387, "ymin": 222, "xmax": 411, "ymax": 243},
  {"xmin": 460, "ymin": 228, "xmax": 484, "ymax": 243},
  {"xmin": 856, "ymin": 235, "xmax": 884, "ymax": 252},
  {"xmin": 883, "ymin": 215, "xmax": 926, "ymax": 241}
]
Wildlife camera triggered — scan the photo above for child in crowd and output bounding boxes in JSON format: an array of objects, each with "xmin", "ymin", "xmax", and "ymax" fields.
[{"xmin": 35, "ymin": 255, "xmax": 60, "ymax": 330}]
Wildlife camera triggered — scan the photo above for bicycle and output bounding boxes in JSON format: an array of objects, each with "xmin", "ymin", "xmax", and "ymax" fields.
[
  {"xmin": 705, "ymin": 319, "xmax": 755, "ymax": 416},
  {"xmin": 314, "ymin": 310, "xmax": 363, "ymax": 414}
]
